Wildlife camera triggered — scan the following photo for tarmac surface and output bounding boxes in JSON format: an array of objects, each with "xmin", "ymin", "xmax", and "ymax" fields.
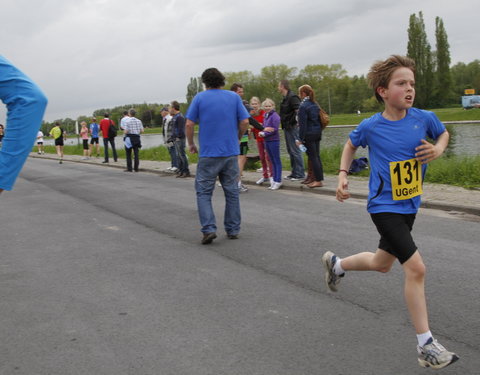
[{"xmin": 31, "ymin": 152, "xmax": 480, "ymax": 217}]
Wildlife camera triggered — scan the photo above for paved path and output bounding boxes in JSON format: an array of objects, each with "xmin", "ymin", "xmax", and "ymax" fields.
[{"xmin": 30, "ymin": 153, "xmax": 480, "ymax": 216}]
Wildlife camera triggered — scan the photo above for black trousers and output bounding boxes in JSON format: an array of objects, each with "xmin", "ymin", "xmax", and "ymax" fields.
[
  {"xmin": 125, "ymin": 134, "xmax": 141, "ymax": 171},
  {"xmin": 304, "ymin": 133, "xmax": 324, "ymax": 181},
  {"xmin": 103, "ymin": 137, "xmax": 117, "ymax": 162}
]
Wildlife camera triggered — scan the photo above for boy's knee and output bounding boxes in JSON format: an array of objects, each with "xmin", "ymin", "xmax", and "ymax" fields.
[
  {"xmin": 405, "ymin": 258, "xmax": 426, "ymax": 279},
  {"xmin": 376, "ymin": 264, "xmax": 393, "ymax": 273}
]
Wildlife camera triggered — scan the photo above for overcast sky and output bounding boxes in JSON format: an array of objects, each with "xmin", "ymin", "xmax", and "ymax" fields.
[{"xmin": 1, "ymin": 0, "xmax": 478, "ymax": 122}]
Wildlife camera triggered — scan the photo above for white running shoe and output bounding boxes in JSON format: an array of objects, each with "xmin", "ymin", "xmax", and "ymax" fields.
[
  {"xmin": 270, "ymin": 182, "xmax": 282, "ymax": 190},
  {"xmin": 321, "ymin": 251, "xmax": 345, "ymax": 292},
  {"xmin": 256, "ymin": 177, "xmax": 266, "ymax": 185},
  {"xmin": 256, "ymin": 167, "xmax": 263, "ymax": 173},
  {"xmin": 417, "ymin": 338, "xmax": 459, "ymax": 369}
]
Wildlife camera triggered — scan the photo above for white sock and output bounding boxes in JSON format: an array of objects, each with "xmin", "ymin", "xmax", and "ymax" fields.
[
  {"xmin": 333, "ymin": 258, "xmax": 345, "ymax": 275},
  {"xmin": 417, "ymin": 331, "xmax": 433, "ymax": 347}
]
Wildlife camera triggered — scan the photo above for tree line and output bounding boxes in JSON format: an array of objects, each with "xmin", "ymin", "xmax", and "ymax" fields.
[{"xmin": 42, "ymin": 12, "xmax": 480, "ymax": 135}]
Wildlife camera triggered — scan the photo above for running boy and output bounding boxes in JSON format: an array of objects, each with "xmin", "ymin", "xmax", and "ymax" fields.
[{"xmin": 322, "ymin": 55, "xmax": 459, "ymax": 369}]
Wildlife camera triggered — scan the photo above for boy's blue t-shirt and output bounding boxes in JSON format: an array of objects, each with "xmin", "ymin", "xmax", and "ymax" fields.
[
  {"xmin": 186, "ymin": 89, "xmax": 249, "ymax": 157},
  {"xmin": 349, "ymin": 108, "xmax": 446, "ymax": 214}
]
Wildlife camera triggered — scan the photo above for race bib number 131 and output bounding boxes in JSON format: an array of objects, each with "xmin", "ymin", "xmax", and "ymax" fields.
[{"xmin": 389, "ymin": 158, "xmax": 423, "ymax": 201}]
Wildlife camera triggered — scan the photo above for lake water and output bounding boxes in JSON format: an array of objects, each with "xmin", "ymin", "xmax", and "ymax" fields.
[{"xmin": 45, "ymin": 123, "xmax": 479, "ymax": 156}]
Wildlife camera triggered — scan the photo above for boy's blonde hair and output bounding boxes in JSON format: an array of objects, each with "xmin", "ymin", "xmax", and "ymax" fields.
[
  {"xmin": 367, "ymin": 55, "xmax": 415, "ymax": 103},
  {"xmin": 262, "ymin": 98, "xmax": 275, "ymax": 109}
]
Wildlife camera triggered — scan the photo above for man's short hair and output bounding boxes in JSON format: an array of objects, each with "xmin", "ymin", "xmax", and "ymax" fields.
[
  {"xmin": 104, "ymin": 113, "xmax": 109, "ymax": 118},
  {"xmin": 279, "ymin": 80, "xmax": 290, "ymax": 90},
  {"xmin": 170, "ymin": 101, "xmax": 180, "ymax": 111},
  {"xmin": 128, "ymin": 108, "xmax": 136, "ymax": 116},
  {"xmin": 160, "ymin": 107, "xmax": 168, "ymax": 112},
  {"xmin": 230, "ymin": 83, "xmax": 243, "ymax": 92},
  {"xmin": 123, "ymin": 110, "xmax": 128, "ymax": 116},
  {"xmin": 368, "ymin": 55, "xmax": 415, "ymax": 103},
  {"xmin": 201, "ymin": 68, "xmax": 225, "ymax": 89}
]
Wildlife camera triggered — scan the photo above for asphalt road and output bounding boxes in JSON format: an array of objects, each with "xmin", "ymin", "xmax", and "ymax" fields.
[{"xmin": 0, "ymin": 158, "xmax": 478, "ymax": 375}]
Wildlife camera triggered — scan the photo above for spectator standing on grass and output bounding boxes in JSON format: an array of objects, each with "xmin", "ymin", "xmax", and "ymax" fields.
[
  {"xmin": 123, "ymin": 108, "xmax": 144, "ymax": 172},
  {"xmin": 49, "ymin": 122, "xmax": 66, "ymax": 164},
  {"xmin": 185, "ymin": 68, "xmax": 249, "ymax": 245},
  {"xmin": 169, "ymin": 101, "xmax": 190, "ymax": 178},
  {"xmin": 278, "ymin": 79, "xmax": 304, "ymax": 181},
  {"xmin": 249, "ymin": 96, "xmax": 272, "ymax": 186},
  {"xmin": 161, "ymin": 107, "xmax": 177, "ymax": 172},
  {"xmin": 80, "ymin": 121, "xmax": 90, "ymax": 160},
  {"xmin": 99, "ymin": 113, "xmax": 118, "ymax": 163},
  {"xmin": 258, "ymin": 98, "xmax": 282, "ymax": 190},
  {"xmin": 89, "ymin": 118, "xmax": 101, "ymax": 158},
  {"xmin": 36, "ymin": 130, "xmax": 44, "ymax": 154},
  {"xmin": 297, "ymin": 84, "xmax": 324, "ymax": 188},
  {"xmin": 230, "ymin": 83, "xmax": 250, "ymax": 193}
]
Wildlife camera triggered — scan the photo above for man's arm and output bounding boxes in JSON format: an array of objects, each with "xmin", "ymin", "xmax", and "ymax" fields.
[
  {"xmin": 186, "ymin": 119, "xmax": 198, "ymax": 154},
  {"xmin": 237, "ymin": 119, "xmax": 249, "ymax": 140},
  {"xmin": 0, "ymin": 56, "xmax": 48, "ymax": 193}
]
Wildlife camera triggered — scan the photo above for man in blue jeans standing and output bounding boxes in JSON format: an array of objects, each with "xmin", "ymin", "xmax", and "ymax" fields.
[
  {"xmin": 0, "ymin": 56, "xmax": 48, "ymax": 193},
  {"xmin": 278, "ymin": 79, "xmax": 305, "ymax": 180},
  {"xmin": 186, "ymin": 68, "xmax": 249, "ymax": 244}
]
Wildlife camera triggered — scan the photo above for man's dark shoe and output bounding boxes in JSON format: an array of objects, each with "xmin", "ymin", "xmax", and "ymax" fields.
[
  {"xmin": 124, "ymin": 169, "xmax": 132, "ymax": 172},
  {"xmin": 227, "ymin": 234, "xmax": 239, "ymax": 240},
  {"xmin": 201, "ymin": 232, "xmax": 217, "ymax": 245},
  {"xmin": 176, "ymin": 173, "xmax": 184, "ymax": 178},
  {"xmin": 102, "ymin": 160, "xmax": 108, "ymax": 163}
]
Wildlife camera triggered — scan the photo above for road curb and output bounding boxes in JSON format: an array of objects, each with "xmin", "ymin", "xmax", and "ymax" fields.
[{"xmin": 29, "ymin": 154, "xmax": 480, "ymax": 216}]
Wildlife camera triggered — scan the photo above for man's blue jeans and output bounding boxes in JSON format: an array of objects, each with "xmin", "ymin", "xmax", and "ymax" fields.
[
  {"xmin": 168, "ymin": 144, "xmax": 178, "ymax": 168},
  {"xmin": 195, "ymin": 156, "xmax": 240, "ymax": 235},
  {"xmin": 284, "ymin": 126, "xmax": 305, "ymax": 178}
]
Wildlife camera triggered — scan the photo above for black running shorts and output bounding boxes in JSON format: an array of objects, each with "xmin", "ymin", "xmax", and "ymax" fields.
[
  {"xmin": 370, "ymin": 212, "xmax": 417, "ymax": 264},
  {"xmin": 239, "ymin": 141, "xmax": 249, "ymax": 156}
]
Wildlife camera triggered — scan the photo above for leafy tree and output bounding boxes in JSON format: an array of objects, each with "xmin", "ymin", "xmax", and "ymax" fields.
[
  {"xmin": 186, "ymin": 77, "xmax": 203, "ymax": 105},
  {"xmin": 434, "ymin": 16, "xmax": 452, "ymax": 106},
  {"xmin": 407, "ymin": 11, "xmax": 434, "ymax": 108}
]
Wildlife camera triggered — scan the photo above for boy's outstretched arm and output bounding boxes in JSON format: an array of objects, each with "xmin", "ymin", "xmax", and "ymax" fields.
[
  {"xmin": 336, "ymin": 139, "xmax": 357, "ymax": 202},
  {"xmin": 415, "ymin": 130, "xmax": 449, "ymax": 164}
]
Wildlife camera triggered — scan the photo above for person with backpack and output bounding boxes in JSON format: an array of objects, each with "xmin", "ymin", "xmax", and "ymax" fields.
[
  {"xmin": 99, "ymin": 113, "xmax": 118, "ymax": 163},
  {"xmin": 49, "ymin": 122, "xmax": 66, "ymax": 164}
]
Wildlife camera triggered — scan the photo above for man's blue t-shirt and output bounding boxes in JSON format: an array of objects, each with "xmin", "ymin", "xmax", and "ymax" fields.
[
  {"xmin": 349, "ymin": 108, "xmax": 446, "ymax": 214},
  {"xmin": 186, "ymin": 89, "xmax": 249, "ymax": 157},
  {"xmin": 90, "ymin": 122, "xmax": 99, "ymax": 138}
]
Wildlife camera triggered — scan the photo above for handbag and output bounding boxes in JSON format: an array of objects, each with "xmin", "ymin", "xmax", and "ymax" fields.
[
  {"xmin": 319, "ymin": 108, "xmax": 330, "ymax": 130},
  {"xmin": 108, "ymin": 120, "xmax": 118, "ymax": 138}
]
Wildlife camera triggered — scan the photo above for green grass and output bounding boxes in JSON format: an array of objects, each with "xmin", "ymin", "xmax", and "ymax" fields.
[
  {"xmin": 329, "ymin": 107, "xmax": 480, "ymax": 125},
  {"xmin": 426, "ymin": 155, "xmax": 480, "ymax": 188}
]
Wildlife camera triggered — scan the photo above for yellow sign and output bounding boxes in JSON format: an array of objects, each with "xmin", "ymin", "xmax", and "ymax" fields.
[
  {"xmin": 464, "ymin": 89, "xmax": 476, "ymax": 95},
  {"xmin": 389, "ymin": 158, "xmax": 423, "ymax": 200}
]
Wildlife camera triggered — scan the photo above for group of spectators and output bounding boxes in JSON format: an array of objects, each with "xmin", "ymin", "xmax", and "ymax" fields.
[{"xmin": 161, "ymin": 79, "xmax": 325, "ymax": 192}]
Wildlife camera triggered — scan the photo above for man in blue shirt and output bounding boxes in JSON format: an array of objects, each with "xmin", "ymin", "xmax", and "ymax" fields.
[
  {"xmin": 0, "ymin": 56, "xmax": 47, "ymax": 192},
  {"xmin": 186, "ymin": 68, "xmax": 249, "ymax": 244}
]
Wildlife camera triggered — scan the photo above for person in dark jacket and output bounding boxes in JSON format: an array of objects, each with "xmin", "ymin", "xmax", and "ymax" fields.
[
  {"xmin": 278, "ymin": 80, "xmax": 305, "ymax": 180},
  {"xmin": 169, "ymin": 101, "xmax": 190, "ymax": 178},
  {"xmin": 297, "ymin": 84, "xmax": 324, "ymax": 188}
]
